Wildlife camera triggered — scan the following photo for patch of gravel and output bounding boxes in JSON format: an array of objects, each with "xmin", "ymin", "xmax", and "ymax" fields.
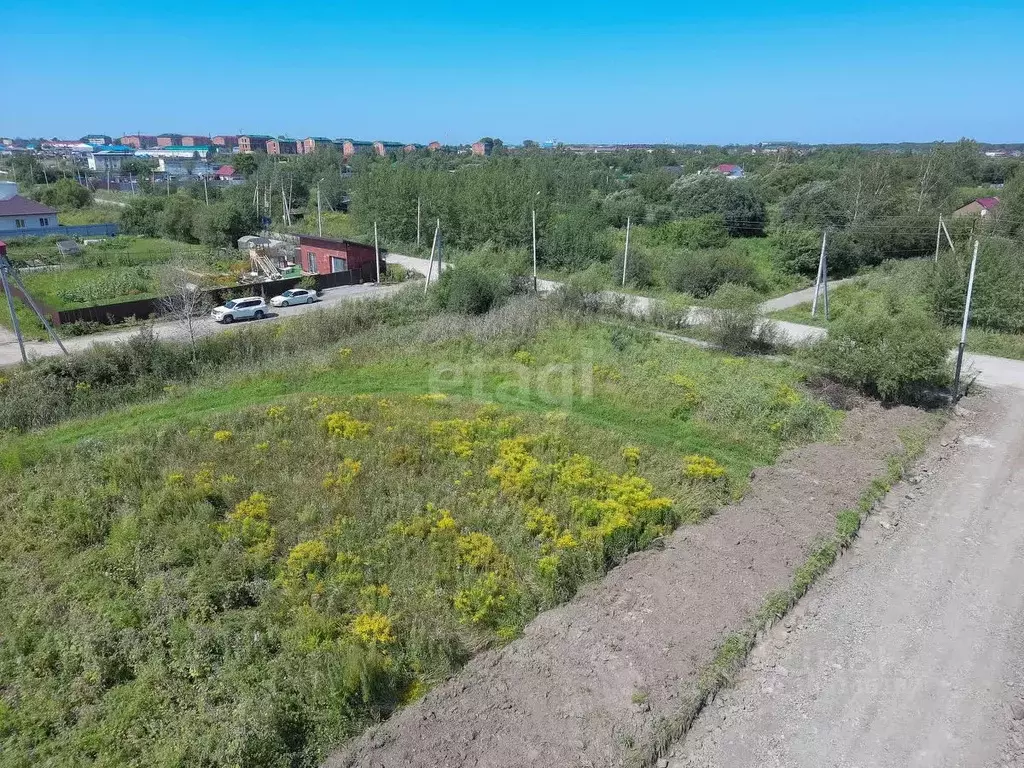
[{"xmin": 324, "ymin": 402, "xmax": 926, "ymax": 768}]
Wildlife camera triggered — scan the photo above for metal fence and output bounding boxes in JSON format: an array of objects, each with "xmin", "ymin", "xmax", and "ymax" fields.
[{"xmin": 0, "ymin": 223, "xmax": 120, "ymax": 240}]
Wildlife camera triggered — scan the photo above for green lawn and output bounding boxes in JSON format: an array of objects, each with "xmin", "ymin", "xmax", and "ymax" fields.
[{"xmin": 0, "ymin": 300, "xmax": 840, "ymax": 768}]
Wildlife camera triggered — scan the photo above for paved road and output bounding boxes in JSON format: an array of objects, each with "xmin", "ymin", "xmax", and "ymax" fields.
[
  {"xmin": 758, "ymin": 277, "xmax": 858, "ymax": 313},
  {"xmin": 0, "ymin": 281, "xmax": 406, "ymax": 367},
  {"xmin": 668, "ymin": 389, "xmax": 1024, "ymax": 768}
]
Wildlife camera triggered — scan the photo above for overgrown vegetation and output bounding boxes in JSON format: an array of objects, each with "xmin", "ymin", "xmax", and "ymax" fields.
[{"xmin": 0, "ymin": 293, "xmax": 840, "ymax": 767}]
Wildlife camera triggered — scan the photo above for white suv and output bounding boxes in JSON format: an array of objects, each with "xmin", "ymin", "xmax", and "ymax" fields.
[{"xmin": 211, "ymin": 296, "xmax": 267, "ymax": 324}]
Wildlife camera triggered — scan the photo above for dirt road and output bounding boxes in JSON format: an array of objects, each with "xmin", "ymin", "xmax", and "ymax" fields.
[
  {"xmin": 0, "ymin": 281, "xmax": 406, "ymax": 367},
  {"xmin": 668, "ymin": 389, "xmax": 1024, "ymax": 768}
]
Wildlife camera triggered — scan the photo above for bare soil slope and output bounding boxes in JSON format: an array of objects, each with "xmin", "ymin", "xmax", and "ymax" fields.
[
  {"xmin": 668, "ymin": 390, "xmax": 1024, "ymax": 768},
  {"xmin": 326, "ymin": 402, "xmax": 924, "ymax": 768}
]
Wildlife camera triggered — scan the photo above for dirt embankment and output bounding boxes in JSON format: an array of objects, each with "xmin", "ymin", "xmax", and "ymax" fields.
[{"xmin": 325, "ymin": 402, "xmax": 925, "ymax": 768}]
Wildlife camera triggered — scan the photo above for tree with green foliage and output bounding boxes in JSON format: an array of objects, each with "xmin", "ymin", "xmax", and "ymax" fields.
[
  {"xmin": 193, "ymin": 200, "xmax": 257, "ymax": 248},
  {"xmin": 160, "ymin": 194, "xmax": 201, "ymax": 243},
  {"xmin": 120, "ymin": 196, "xmax": 166, "ymax": 237},
  {"xmin": 540, "ymin": 206, "xmax": 612, "ymax": 271},
  {"xmin": 669, "ymin": 175, "xmax": 767, "ymax": 236},
  {"xmin": 648, "ymin": 214, "xmax": 729, "ymax": 250},
  {"xmin": 33, "ymin": 177, "xmax": 93, "ymax": 209}
]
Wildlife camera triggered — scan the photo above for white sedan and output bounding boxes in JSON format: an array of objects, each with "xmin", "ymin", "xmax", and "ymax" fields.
[{"xmin": 270, "ymin": 288, "xmax": 318, "ymax": 307}]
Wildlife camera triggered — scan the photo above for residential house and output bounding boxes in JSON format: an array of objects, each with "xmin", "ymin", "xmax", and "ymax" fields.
[
  {"xmin": 374, "ymin": 141, "xmax": 405, "ymax": 156},
  {"xmin": 215, "ymin": 165, "xmax": 244, "ymax": 183},
  {"xmin": 212, "ymin": 135, "xmax": 239, "ymax": 149},
  {"xmin": 428, "ymin": 141, "xmax": 442, "ymax": 151},
  {"xmin": 0, "ymin": 183, "xmax": 58, "ymax": 234},
  {"xmin": 82, "ymin": 134, "xmax": 112, "ymax": 145},
  {"xmin": 119, "ymin": 134, "xmax": 157, "ymax": 149},
  {"xmin": 239, "ymin": 134, "xmax": 272, "ymax": 153},
  {"xmin": 301, "ymin": 137, "xmax": 335, "ymax": 154},
  {"xmin": 952, "ymin": 197, "xmax": 1000, "ymax": 219},
  {"xmin": 88, "ymin": 147, "xmax": 135, "ymax": 173},
  {"xmin": 267, "ymin": 138, "xmax": 299, "ymax": 155},
  {"xmin": 181, "ymin": 135, "xmax": 211, "ymax": 147},
  {"xmin": 471, "ymin": 139, "xmax": 494, "ymax": 157},
  {"xmin": 710, "ymin": 163, "xmax": 745, "ymax": 179},
  {"xmin": 297, "ymin": 235, "xmax": 382, "ymax": 279},
  {"xmin": 156, "ymin": 133, "xmax": 183, "ymax": 147}
]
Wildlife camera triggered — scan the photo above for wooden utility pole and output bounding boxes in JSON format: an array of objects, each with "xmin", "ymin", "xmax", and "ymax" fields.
[
  {"xmin": 317, "ymin": 182, "xmax": 323, "ymax": 236},
  {"xmin": 934, "ymin": 215, "xmax": 943, "ymax": 262},
  {"xmin": 941, "ymin": 216, "xmax": 956, "ymax": 253},
  {"xmin": 532, "ymin": 208, "xmax": 538, "ymax": 291},
  {"xmin": 621, "ymin": 217, "xmax": 631, "ymax": 287},
  {"xmin": 811, "ymin": 230, "xmax": 829, "ymax": 319},
  {"xmin": 374, "ymin": 221, "xmax": 381, "ymax": 283},
  {"xmin": 953, "ymin": 239, "xmax": 980, "ymax": 400},
  {"xmin": 424, "ymin": 220, "xmax": 440, "ymax": 295}
]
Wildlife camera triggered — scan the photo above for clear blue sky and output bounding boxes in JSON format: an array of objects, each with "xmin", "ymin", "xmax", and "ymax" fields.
[{"xmin": 3, "ymin": 0, "xmax": 1021, "ymax": 145}]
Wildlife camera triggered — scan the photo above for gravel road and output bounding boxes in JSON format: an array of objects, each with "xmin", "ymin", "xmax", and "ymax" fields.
[
  {"xmin": 668, "ymin": 388, "xmax": 1024, "ymax": 768},
  {"xmin": 0, "ymin": 281, "xmax": 406, "ymax": 367}
]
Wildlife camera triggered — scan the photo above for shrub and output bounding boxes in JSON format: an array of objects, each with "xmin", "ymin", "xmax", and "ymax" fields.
[
  {"xmin": 667, "ymin": 249, "xmax": 759, "ymax": 298},
  {"xmin": 610, "ymin": 245, "xmax": 654, "ymax": 288},
  {"xmin": 806, "ymin": 303, "xmax": 951, "ymax": 403},
  {"xmin": 540, "ymin": 206, "xmax": 613, "ymax": 270},
  {"xmin": 433, "ymin": 263, "xmax": 507, "ymax": 315},
  {"xmin": 704, "ymin": 283, "xmax": 777, "ymax": 355},
  {"xmin": 649, "ymin": 215, "xmax": 729, "ymax": 250}
]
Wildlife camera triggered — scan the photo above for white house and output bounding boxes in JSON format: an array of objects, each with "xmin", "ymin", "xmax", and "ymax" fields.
[
  {"xmin": 0, "ymin": 182, "xmax": 58, "ymax": 234},
  {"xmin": 88, "ymin": 151, "xmax": 130, "ymax": 172}
]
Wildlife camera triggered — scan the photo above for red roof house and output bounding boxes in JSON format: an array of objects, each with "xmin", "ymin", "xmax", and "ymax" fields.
[{"xmin": 953, "ymin": 196, "xmax": 1000, "ymax": 218}]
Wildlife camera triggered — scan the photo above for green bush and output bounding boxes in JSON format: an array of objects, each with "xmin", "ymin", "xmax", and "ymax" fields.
[
  {"xmin": 648, "ymin": 214, "xmax": 729, "ymax": 250},
  {"xmin": 667, "ymin": 248, "xmax": 759, "ymax": 298},
  {"xmin": 929, "ymin": 238, "xmax": 1024, "ymax": 333},
  {"xmin": 610, "ymin": 245, "xmax": 654, "ymax": 288},
  {"xmin": 807, "ymin": 303, "xmax": 951, "ymax": 403},
  {"xmin": 32, "ymin": 178, "xmax": 93, "ymax": 209},
  {"xmin": 704, "ymin": 283, "xmax": 777, "ymax": 355},
  {"xmin": 540, "ymin": 206, "xmax": 614, "ymax": 271},
  {"xmin": 433, "ymin": 264, "xmax": 508, "ymax": 315}
]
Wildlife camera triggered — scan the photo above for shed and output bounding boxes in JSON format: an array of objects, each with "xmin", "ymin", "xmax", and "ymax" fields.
[{"xmin": 297, "ymin": 235, "xmax": 383, "ymax": 280}]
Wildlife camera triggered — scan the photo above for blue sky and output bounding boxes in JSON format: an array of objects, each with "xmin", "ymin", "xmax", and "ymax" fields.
[{"xmin": 3, "ymin": 0, "xmax": 1021, "ymax": 144}]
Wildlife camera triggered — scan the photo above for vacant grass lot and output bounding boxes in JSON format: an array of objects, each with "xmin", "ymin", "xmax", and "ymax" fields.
[{"xmin": 0, "ymin": 298, "xmax": 839, "ymax": 768}]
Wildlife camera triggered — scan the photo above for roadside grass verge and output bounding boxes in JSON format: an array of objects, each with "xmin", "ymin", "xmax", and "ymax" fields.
[{"xmin": 631, "ymin": 414, "xmax": 944, "ymax": 767}]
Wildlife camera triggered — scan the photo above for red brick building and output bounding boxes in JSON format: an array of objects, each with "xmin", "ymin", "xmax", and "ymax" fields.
[
  {"xmin": 212, "ymin": 135, "xmax": 238, "ymax": 149},
  {"xmin": 238, "ymin": 135, "xmax": 272, "ymax": 153},
  {"xmin": 298, "ymin": 235, "xmax": 382, "ymax": 280},
  {"xmin": 471, "ymin": 139, "xmax": 494, "ymax": 157},
  {"xmin": 428, "ymin": 141, "xmax": 442, "ymax": 151},
  {"xmin": 180, "ymin": 135, "xmax": 210, "ymax": 147},
  {"xmin": 302, "ymin": 137, "xmax": 335, "ymax": 154},
  {"xmin": 157, "ymin": 133, "xmax": 183, "ymax": 147},
  {"xmin": 267, "ymin": 138, "xmax": 298, "ymax": 155},
  {"xmin": 119, "ymin": 134, "xmax": 157, "ymax": 148}
]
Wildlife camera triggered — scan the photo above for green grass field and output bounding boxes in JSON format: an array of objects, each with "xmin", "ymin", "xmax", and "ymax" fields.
[{"xmin": 0, "ymin": 298, "xmax": 840, "ymax": 767}]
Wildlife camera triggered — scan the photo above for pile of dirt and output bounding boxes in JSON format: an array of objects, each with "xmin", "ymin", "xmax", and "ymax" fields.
[{"xmin": 325, "ymin": 402, "xmax": 925, "ymax": 768}]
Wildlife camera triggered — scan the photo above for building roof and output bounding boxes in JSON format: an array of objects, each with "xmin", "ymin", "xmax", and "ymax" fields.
[
  {"xmin": 216, "ymin": 165, "xmax": 239, "ymax": 176},
  {"xmin": 241, "ymin": 134, "xmax": 275, "ymax": 139},
  {"xmin": 306, "ymin": 136, "xmax": 334, "ymax": 142},
  {"xmin": 977, "ymin": 197, "xmax": 1000, "ymax": 209},
  {"xmin": 716, "ymin": 164, "xmax": 741, "ymax": 173},
  {"xmin": 0, "ymin": 195, "xmax": 58, "ymax": 217}
]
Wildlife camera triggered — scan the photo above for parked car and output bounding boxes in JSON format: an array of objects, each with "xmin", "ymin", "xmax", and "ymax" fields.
[
  {"xmin": 270, "ymin": 288, "xmax": 318, "ymax": 307},
  {"xmin": 211, "ymin": 297, "xmax": 267, "ymax": 324}
]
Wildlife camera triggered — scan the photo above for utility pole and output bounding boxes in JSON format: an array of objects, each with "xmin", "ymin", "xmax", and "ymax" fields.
[
  {"xmin": 203, "ymin": 175, "xmax": 209, "ymax": 206},
  {"xmin": 953, "ymin": 239, "xmax": 980, "ymax": 401},
  {"xmin": 811, "ymin": 230, "xmax": 829, "ymax": 318},
  {"xmin": 317, "ymin": 182, "xmax": 323, "ymax": 236},
  {"xmin": 416, "ymin": 197, "xmax": 421, "ymax": 250},
  {"xmin": 374, "ymin": 221, "xmax": 381, "ymax": 283},
  {"xmin": 941, "ymin": 216, "xmax": 956, "ymax": 254},
  {"xmin": 424, "ymin": 220, "xmax": 440, "ymax": 295},
  {"xmin": 532, "ymin": 208, "xmax": 538, "ymax": 291},
  {"xmin": 934, "ymin": 215, "xmax": 943, "ymax": 262},
  {"xmin": 0, "ymin": 246, "xmax": 67, "ymax": 361},
  {"xmin": 166, "ymin": 176, "xmax": 170, "ymax": 196},
  {"xmin": 621, "ymin": 216, "xmax": 631, "ymax": 287}
]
